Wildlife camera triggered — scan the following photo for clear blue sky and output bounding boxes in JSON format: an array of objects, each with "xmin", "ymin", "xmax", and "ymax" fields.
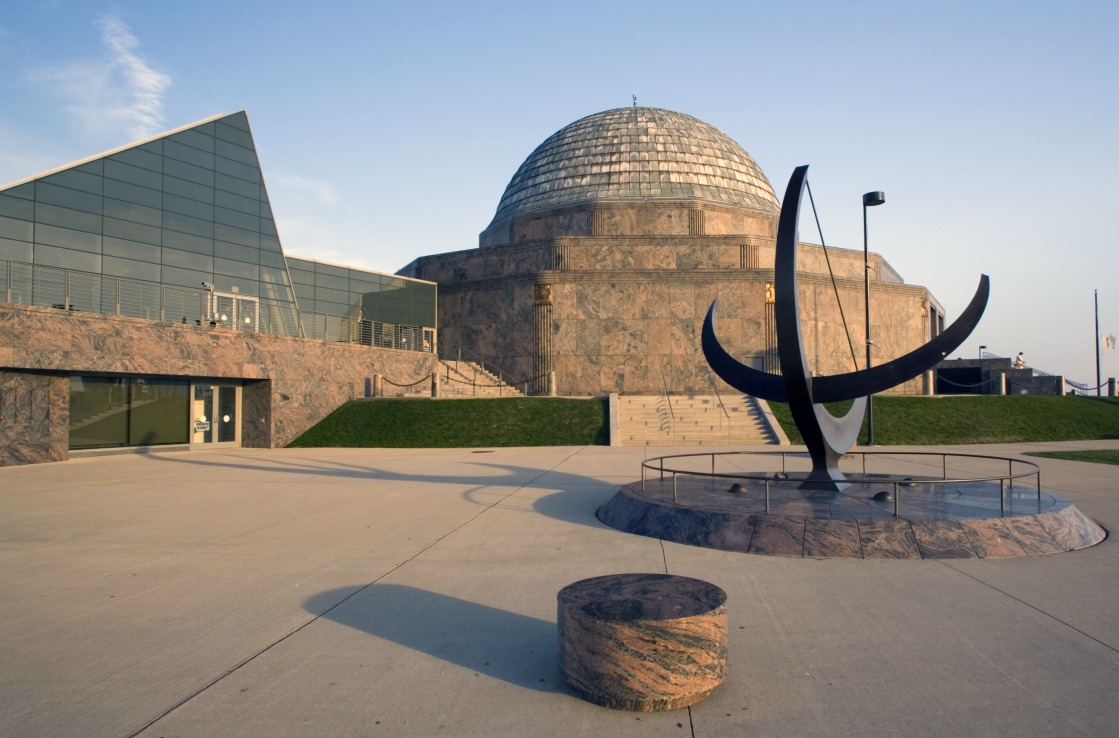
[{"xmin": 2, "ymin": 1, "xmax": 1115, "ymax": 386}]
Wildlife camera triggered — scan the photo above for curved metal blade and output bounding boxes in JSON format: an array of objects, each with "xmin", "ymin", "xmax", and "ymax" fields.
[
  {"xmin": 701, "ymin": 301, "xmax": 787, "ymax": 402},
  {"xmin": 811, "ymin": 274, "xmax": 990, "ymax": 403}
]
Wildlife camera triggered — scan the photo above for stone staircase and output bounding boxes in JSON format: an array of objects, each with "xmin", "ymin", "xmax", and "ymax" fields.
[
  {"xmin": 615, "ymin": 394, "xmax": 782, "ymax": 446},
  {"xmin": 435, "ymin": 361, "xmax": 525, "ymax": 398}
]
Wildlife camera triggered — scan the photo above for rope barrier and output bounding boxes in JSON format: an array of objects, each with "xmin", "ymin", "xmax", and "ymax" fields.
[
  {"xmin": 441, "ymin": 372, "xmax": 547, "ymax": 389},
  {"xmin": 378, "ymin": 371, "xmax": 548, "ymax": 391},
  {"xmin": 1065, "ymin": 378, "xmax": 1107, "ymax": 391},
  {"xmin": 382, "ymin": 373, "xmax": 434, "ymax": 388}
]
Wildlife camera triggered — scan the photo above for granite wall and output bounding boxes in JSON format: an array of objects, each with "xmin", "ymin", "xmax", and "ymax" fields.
[
  {"xmin": 0, "ymin": 370, "xmax": 68, "ymax": 465},
  {"xmin": 0, "ymin": 304, "xmax": 438, "ymax": 466},
  {"xmin": 431, "ymin": 269, "xmax": 934, "ymax": 397},
  {"xmin": 479, "ymin": 201, "xmax": 777, "ymax": 248},
  {"xmin": 404, "ymin": 232, "xmax": 938, "ymax": 397}
]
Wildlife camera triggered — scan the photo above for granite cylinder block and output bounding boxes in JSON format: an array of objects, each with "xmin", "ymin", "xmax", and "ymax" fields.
[{"xmin": 557, "ymin": 573, "xmax": 727, "ymax": 711}]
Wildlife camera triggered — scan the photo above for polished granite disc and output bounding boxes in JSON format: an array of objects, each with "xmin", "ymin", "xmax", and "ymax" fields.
[{"xmin": 598, "ymin": 476, "xmax": 1106, "ymax": 559}]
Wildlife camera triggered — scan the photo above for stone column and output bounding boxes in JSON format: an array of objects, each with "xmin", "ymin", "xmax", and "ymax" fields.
[
  {"xmin": 532, "ymin": 284, "xmax": 553, "ymax": 396},
  {"xmin": 557, "ymin": 573, "xmax": 727, "ymax": 711}
]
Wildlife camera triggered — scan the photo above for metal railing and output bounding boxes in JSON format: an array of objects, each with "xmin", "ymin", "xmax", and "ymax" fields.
[
  {"xmin": 640, "ymin": 450, "xmax": 1043, "ymax": 516},
  {"xmin": 1, "ymin": 258, "xmax": 434, "ymax": 352},
  {"xmin": 300, "ymin": 312, "xmax": 435, "ymax": 353}
]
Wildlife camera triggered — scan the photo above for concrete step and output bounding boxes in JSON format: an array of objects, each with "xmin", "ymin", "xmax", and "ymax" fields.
[
  {"xmin": 437, "ymin": 360, "xmax": 524, "ymax": 398},
  {"xmin": 615, "ymin": 394, "xmax": 781, "ymax": 446}
]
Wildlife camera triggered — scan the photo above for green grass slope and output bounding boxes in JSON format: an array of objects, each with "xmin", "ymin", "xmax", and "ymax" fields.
[
  {"xmin": 288, "ymin": 397, "xmax": 609, "ymax": 448},
  {"xmin": 768, "ymin": 395, "xmax": 1119, "ymax": 445}
]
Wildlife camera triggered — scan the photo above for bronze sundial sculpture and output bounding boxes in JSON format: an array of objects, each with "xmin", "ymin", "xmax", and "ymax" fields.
[{"xmin": 702, "ymin": 165, "xmax": 990, "ymax": 491}]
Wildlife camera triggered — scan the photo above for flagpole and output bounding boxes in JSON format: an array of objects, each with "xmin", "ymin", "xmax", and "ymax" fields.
[{"xmin": 1096, "ymin": 289, "xmax": 1101, "ymax": 396}]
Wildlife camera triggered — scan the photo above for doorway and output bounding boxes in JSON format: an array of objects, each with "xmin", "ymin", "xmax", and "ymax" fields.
[{"xmin": 191, "ymin": 383, "xmax": 241, "ymax": 447}]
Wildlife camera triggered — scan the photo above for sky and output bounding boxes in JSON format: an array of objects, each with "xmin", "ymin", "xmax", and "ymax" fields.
[{"xmin": 1, "ymin": 0, "xmax": 1116, "ymax": 387}]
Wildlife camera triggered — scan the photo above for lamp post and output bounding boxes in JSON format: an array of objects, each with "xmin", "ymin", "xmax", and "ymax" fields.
[
  {"xmin": 863, "ymin": 190, "xmax": 885, "ymax": 445},
  {"xmin": 979, "ymin": 345, "xmax": 987, "ymax": 359}
]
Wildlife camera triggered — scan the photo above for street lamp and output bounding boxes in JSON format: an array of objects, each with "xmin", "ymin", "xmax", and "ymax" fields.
[
  {"xmin": 863, "ymin": 190, "xmax": 885, "ymax": 445},
  {"xmin": 979, "ymin": 345, "xmax": 987, "ymax": 359}
]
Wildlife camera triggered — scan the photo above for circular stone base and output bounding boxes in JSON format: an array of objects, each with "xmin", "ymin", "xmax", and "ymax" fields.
[
  {"xmin": 557, "ymin": 573, "xmax": 727, "ymax": 711},
  {"xmin": 597, "ymin": 477, "xmax": 1106, "ymax": 559}
]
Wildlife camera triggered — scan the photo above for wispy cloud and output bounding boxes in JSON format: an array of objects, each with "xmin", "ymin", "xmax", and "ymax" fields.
[
  {"xmin": 271, "ymin": 173, "xmax": 342, "ymax": 205},
  {"xmin": 34, "ymin": 15, "xmax": 170, "ymax": 141},
  {"xmin": 96, "ymin": 16, "xmax": 170, "ymax": 138}
]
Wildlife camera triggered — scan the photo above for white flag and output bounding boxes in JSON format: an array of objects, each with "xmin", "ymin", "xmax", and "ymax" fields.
[{"xmin": 1105, "ymin": 334, "xmax": 1117, "ymax": 352}]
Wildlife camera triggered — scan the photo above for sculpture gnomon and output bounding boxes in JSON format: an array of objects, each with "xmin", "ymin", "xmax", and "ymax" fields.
[{"xmin": 702, "ymin": 165, "xmax": 989, "ymax": 491}]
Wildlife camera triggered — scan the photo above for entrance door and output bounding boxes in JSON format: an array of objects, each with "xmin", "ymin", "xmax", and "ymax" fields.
[{"xmin": 191, "ymin": 384, "xmax": 240, "ymax": 446}]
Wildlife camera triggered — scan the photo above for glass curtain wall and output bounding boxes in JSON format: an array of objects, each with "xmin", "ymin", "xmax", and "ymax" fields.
[
  {"xmin": 287, "ymin": 257, "xmax": 436, "ymax": 350},
  {"xmin": 70, "ymin": 376, "xmax": 190, "ymax": 449},
  {"xmin": 0, "ymin": 111, "xmax": 302, "ymax": 337}
]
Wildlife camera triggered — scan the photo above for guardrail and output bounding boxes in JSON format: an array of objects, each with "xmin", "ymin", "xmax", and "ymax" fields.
[
  {"xmin": 640, "ymin": 450, "xmax": 1042, "ymax": 516},
  {"xmin": 1, "ymin": 258, "xmax": 434, "ymax": 352}
]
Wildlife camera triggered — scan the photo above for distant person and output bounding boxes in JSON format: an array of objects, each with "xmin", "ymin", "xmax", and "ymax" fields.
[{"xmin": 1013, "ymin": 352, "xmax": 1026, "ymax": 369}]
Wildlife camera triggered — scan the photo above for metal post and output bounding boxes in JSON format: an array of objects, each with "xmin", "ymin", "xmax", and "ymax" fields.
[
  {"xmin": 999, "ymin": 478, "xmax": 1005, "ymax": 514},
  {"xmin": 894, "ymin": 482, "xmax": 899, "ymax": 517},
  {"xmin": 765, "ymin": 478, "xmax": 770, "ymax": 512},
  {"xmin": 672, "ymin": 473, "xmax": 678, "ymax": 502},
  {"xmin": 1095, "ymin": 289, "xmax": 1102, "ymax": 396},
  {"xmin": 862, "ymin": 190, "xmax": 885, "ymax": 444}
]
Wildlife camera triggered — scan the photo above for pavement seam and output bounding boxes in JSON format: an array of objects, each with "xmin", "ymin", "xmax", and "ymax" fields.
[
  {"xmin": 942, "ymin": 562, "xmax": 1119, "ymax": 655},
  {"xmin": 124, "ymin": 459, "xmax": 550, "ymax": 738}
]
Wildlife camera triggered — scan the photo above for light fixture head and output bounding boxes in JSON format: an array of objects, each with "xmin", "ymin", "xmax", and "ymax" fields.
[{"xmin": 863, "ymin": 191, "xmax": 885, "ymax": 207}]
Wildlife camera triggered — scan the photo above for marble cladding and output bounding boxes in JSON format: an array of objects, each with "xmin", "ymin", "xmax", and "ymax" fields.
[
  {"xmin": 404, "ymin": 214, "xmax": 933, "ymax": 396},
  {"xmin": 433, "ymin": 268, "xmax": 931, "ymax": 396},
  {"xmin": 0, "ymin": 370, "xmax": 68, "ymax": 465},
  {"xmin": 557, "ymin": 573, "xmax": 727, "ymax": 711},
  {"xmin": 0, "ymin": 304, "xmax": 437, "ymax": 465},
  {"xmin": 597, "ymin": 480, "xmax": 1106, "ymax": 559}
]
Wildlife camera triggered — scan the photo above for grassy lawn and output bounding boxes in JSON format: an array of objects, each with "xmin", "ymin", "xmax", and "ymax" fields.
[
  {"xmin": 288, "ymin": 394, "xmax": 1119, "ymax": 449},
  {"xmin": 288, "ymin": 397, "xmax": 609, "ymax": 448},
  {"xmin": 1024, "ymin": 449, "xmax": 1119, "ymax": 466},
  {"xmin": 767, "ymin": 395, "xmax": 1119, "ymax": 445}
]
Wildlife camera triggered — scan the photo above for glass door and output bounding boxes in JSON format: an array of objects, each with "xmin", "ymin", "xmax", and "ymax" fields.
[{"xmin": 191, "ymin": 383, "xmax": 240, "ymax": 447}]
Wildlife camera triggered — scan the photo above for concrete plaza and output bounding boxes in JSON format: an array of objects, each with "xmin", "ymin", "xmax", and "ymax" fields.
[{"xmin": 2, "ymin": 441, "xmax": 1118, "ymax": 737}]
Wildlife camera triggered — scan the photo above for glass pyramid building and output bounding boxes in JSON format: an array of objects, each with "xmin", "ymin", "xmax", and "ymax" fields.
[
  {"xmin": 0, "ymin": 111, "xmax": 434, "ymax": 343},
  {"xmin": 0, "ymin": 111, "xmax": 306, "ymax": 334}
]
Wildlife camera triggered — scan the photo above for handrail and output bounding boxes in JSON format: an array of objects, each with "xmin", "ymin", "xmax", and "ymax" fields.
[
  {"xmin": 659, "ymin": 369, "xmax": 675, "ymax": 419},
  {"xmin": 0, "ymin": 257, "xmax": 434, "ymax": 352},
  {"xmin": 639, "ymin": 450, "xmax": 1043, "ymax": 517},
  {"xmin": 706, "ymin": 368, "xmax": 730, "ymax": 420}
]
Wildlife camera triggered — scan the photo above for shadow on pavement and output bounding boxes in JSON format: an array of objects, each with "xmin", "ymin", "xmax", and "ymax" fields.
[{"xmin": 304, "ymin": 584, "xmax": 570, "ymax": 695}]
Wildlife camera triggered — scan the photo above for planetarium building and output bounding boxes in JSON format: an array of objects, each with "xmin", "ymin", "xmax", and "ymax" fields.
[
  {"xmin": 401, "ymin": 107, "xmax": 944, "ymax": 396},
  {"xmin": 1, "ymin": 105, "xmax": 945, "ymax": 466}
]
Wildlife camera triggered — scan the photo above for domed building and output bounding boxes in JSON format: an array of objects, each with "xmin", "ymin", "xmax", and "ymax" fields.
[{"xmin": 401, "ymin": 107, "xmax": 944, "ymax": 396}]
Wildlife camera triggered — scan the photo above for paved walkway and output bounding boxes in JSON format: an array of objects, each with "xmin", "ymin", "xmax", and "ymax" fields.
[{"xmin": 2, "ymin": 441, "xmax": 1118, "ymax": 737}]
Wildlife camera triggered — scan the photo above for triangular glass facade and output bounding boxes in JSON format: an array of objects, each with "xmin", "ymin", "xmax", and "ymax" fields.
[{"xmin": 0, "ymin": 111, "xmax": 302, "ymax": 336}]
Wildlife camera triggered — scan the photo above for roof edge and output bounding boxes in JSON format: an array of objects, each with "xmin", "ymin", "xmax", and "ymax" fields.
[{"xmin": 0, "ymin": 110, "xmax": 249, "ymax": 191}]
